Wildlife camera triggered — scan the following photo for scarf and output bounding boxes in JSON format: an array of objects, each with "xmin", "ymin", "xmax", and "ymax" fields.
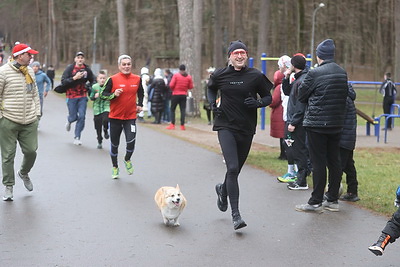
[{"xmin": 18, "ymin": 65, "xmax": 35, "ymax": 91}]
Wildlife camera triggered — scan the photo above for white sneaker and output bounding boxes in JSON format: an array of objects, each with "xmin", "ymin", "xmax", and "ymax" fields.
[
  {"xmin": 73, "ymin": 137, "xmax": 82, "ymax": 146},
  {"xmin": 18, "ymin": 171, "xmax": 33, "ymax": 191},
  {"xmin": 3, "ymin": 186, "xmax": 13, "ymax": 201},
  {"xmin": 65, "ymin": 121, "xmax": 71, "ymax": 132}
]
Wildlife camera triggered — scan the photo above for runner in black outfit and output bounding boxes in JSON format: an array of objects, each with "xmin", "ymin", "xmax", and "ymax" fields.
[{"xmin": 208, "ymin": 40, "xmax": 273, "ymax": 230}]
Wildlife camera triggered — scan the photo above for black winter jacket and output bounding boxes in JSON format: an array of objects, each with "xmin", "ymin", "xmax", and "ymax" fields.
[
  {"xmin": 287, "ymin": 68, "xmax": 308, "ymax": 127},
  {"xmin": 208, "ymin": 65, "xmax": 273, "ymax": 135},
  {"xmin": 340, "ymin": 84, "xmax": 357, "ymax": 150},
  {"xmin": 298, "ymin": 59, "xmax": 348, "ymax": 129}
]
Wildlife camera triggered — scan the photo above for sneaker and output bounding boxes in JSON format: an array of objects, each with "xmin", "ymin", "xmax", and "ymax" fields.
[
  {"xmin": 73, "ymin": 137, "xmax": 82, "ymax": 146},
  {"xmin": 232, "ymin": 212, "xmax": 247, "ymax": 230},
  {"xmin": 124, "ymin": 160, "xmax": 134, "ymax": 175},
  {"xmin": 3, "ymin": 186, "xmax": 13, "ymax": 201},
  {"xmin": 97, "ymin": 143, "xmax": 102, "ymax": 149},
  {"xmin": 287, "ymin": 182, "xmax": 309, "ymax": 190},
  {"xmin": 295, "ymin": 203, "xmax": 323, "ymax": 213},
  {"xmin": 277, "ymin": 172, "xmax": 297, "ymax": 183},
  {"xmin": 340, "ymin": 192, "xmax": 360, "ymax": 202},
  {"xmin": 368, "ymin": 234, "xmax": 391, "ymax": 256},
  {"xmin": 18, "ymin": 171, "xmax": 33, "ymax": 191},
  {"xmin": 65, "ymin": 121, "xmax": 71, "ymax": 131},
  {"xmin": 322, "ymin": 200, "xmax": 339, "ymax": 212},
  {"xmin": 166, "ymin": 123, "xmax": 175, "ymax": 130},
  {"xmin": 215, "ymin": 183, "xmax": 228, "ymax": 212},
  {"xmin": 112, "ymin": 167, "xmax": 119, "ymax": 179},
  {"xmin": 180, "ymin": 125, "xmax": 186, "ymax": 130}
]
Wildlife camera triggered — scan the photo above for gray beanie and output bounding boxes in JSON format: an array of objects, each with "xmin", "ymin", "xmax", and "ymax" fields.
[
  {"xmin": 31, "ymin": 61, "xmax": 41, "ymax": 67},
  {"xmin": 227, "ymin": 40, "xmax": 248, "ymax": 56},
  {"xmin": 316, "ymin": 39, "xmax": 335, "ymax": 60}
]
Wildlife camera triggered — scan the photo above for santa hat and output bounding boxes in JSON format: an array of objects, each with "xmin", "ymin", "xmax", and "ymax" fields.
[{"xmin": 12, "ymin": 43, "xmax": 39, "ymax": 57}]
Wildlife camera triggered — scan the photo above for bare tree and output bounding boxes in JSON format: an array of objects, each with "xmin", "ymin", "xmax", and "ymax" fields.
[
  {"xmin": 256, "ymin": 0, "xmax": 269, "ymax": 68},
  {"xmin": 192, "ymin": 0, "xmax": 203, "ymax": 116},
  {"xmin": 117, "ymin": 0, "xmax": 127, "ymax": 55}
]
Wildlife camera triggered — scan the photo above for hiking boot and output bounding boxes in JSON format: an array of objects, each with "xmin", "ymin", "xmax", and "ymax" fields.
[
  {"xmin": 180, "ymin": 125, "xmax": 186, "ymax": 130},
  {"xmin": 124, "ymin": 160, "xmax": 134, "ymax": 175},
  {"xmin": 166, "ymin": 123, "xmax": 175, "ymax": 130},
  {"xmin": 322, "ymin": 200, "xmax": 339, "ymax": 212},
  {"xmin": 287, "ymin": 182, "xmax": 309, "ymax": 190},
  {"xmin": 97, "ymin": 143, "xmax": 102, "ymax": 149},
  {"xmin": 277, "ymin": 172, "xmax": 297, "ymax": 183},
  {"xmin": 340, "ymin": 192, "xmax": 360, "ymax": 202},
  {"xmin": 215, "ymin": 183, "xmax": 228, "ymax": 212},
  {"xmin": 73, "ymin": 137, "xmax": 82, "ymax": 146},
  {"xmin": 232, "ymin": 212, "xmax": 247, "ymax": 230},
  {"xmin": 368, "ymin": 234, "xmax": 391, "ymax": 256},
  {"xmin": 65, "ymin": 121, "xmax": 71, "ymax": 131},
  {"xmin": 18, "ymin": 171, "xmax": 33, "ymax": 191},
  {"xmin": 112, "ymin": 167, "xmax": 119, "ymax": 179},
  {"xmin": 3, "ymin": 186, "xmax": 13, "ymax": 201},
  {"xmin": 295, "ymin": 203, "xmax": 323, "ymax": 213}
]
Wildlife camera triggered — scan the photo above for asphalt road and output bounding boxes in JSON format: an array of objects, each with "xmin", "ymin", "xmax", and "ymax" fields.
[{"xmin": 0, "ymin": 92, "xmax": 398, "ymax": 266}]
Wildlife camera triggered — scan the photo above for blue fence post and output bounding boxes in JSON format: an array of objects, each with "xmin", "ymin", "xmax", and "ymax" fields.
[
  {"xmin": 260, "ymin": 53, "xmax": 267, "ymax": 130},
  {"xmin": 306, "ymin": 54, "xmax": 311, "ymax": 68},
  {"xmin": 249, "ymin": 57, "xmax": 254, "ymax": 68}
]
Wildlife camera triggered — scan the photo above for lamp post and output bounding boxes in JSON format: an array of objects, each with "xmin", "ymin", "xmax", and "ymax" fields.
[{"xmin": 310, "ymin": 3, "xmax": 325, "ymax": 66}]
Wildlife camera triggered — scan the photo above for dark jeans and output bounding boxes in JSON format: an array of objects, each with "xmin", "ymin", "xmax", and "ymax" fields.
[
  {"xmin": 93, "ymin": 112, "xmax": 109, "ymax": 144},
  {"xmin": 306, "ymin": 129, "xmax": 342, "ymax": 205},
  {"xmin": 109, "ymin": 118, "xmax": 137, "ymax": 168},
  {"xmin": 67, "ymin": 96, "xmax": 88, "ymax": 139},
  {"xmin": 218, "ymin": 129, "xmax": 253, "ymax": 214},
  {"xmin": 170, "ymin": 95, "xmax": 187, "ymax": 126},
  {"xmin": 340, "ymin": 147, "xmax": 358, "ymax": 194},
  {"xmin": 382, "ymin": 207, "xmax": 400, "ymax": 242},
  {"xmin": 291, "ymin": 124, "xmax": 309, "ymax": 186}
]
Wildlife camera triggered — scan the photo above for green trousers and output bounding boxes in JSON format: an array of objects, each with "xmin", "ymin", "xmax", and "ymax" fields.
[{"xmin": 0, "ymin": 117, "xmax": 38, "ymax": 186}]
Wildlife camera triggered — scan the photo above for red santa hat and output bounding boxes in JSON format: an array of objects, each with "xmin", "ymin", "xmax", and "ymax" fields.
[{"xmin": 12, "ymin": 43, "xmax": 39, "ymax": 57}]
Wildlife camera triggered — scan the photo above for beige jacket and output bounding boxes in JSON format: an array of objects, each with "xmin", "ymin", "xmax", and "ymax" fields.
[{"xmin": 0, "ymin": 62, "xmax": 40, "ymax": 125}]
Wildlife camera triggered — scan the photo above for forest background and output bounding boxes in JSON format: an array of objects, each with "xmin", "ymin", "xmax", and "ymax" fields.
[{"xmin": 0, "ymin": 0, "xmax": 399, "ymax": 114}]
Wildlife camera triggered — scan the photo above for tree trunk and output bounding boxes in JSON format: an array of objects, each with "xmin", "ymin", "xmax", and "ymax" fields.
[
  {"xmin": 117, "ymin": 0, "xmax": 127, "ymax": 55},
  {"xmin": 257, "ymin": 0, "xmax": 269, "ymax": 68},
  {"xmin": 212, "ymin": 0, "xmax": 224, "ymax": 67},
  {"xmin": 394, "ymin": 0, "xmax": 400, "ymax": 82},
  {"xmin": 192, "ymin": 0, "xmax": 202, "ymax": 116}
]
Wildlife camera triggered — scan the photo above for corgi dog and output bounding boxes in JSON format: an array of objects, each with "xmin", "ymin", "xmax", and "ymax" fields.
[{"xmin": 154, "ymin": 184, "xmax": 187, "ymax": 226}]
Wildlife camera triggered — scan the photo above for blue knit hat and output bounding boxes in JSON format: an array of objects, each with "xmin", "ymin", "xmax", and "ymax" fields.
[{"xmin": 316, "ymin": 39, "xmax": 335, "ymax": 60}]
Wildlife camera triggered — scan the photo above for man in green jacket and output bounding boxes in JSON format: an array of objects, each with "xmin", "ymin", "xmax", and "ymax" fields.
[{"xmin": 0, "ymin": 43, "xmax": 41, "ymax": 201}]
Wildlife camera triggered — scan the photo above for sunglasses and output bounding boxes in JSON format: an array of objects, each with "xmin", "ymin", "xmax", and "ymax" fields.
[{"xmin": 231, "ymin": 50, "xmax": 247, "ymax": 57}]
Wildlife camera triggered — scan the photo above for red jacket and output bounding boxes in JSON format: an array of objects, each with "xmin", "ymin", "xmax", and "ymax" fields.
[
  {"xmin": 269, "ymin": 71, "xmax": 285, "ymax": 138},
  {"xmin": 169, "ymin": 71, "xmax": 193, "ymax": 95}
]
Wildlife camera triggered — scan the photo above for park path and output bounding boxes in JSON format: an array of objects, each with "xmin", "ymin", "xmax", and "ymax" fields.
[{"xmin": 0, "ymin": 92, "xmax": 398, "ymax": 266}]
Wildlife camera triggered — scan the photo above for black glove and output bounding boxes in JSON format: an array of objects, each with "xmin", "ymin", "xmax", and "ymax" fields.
[
  {"xmin": 211, "ymin": 102, "xmax": 222, "ymax": 116},
  {"xmin": 244, "ymin": 97, "xmax": 262, "ymax": 108}
]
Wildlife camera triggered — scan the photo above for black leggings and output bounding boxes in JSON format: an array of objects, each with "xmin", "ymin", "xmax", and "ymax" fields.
[
  {"xmin": 218, "ymin": 129, "xmax": 253, "ymax": 214},
  {"xmin": 93, "ymin": 112, "xmax": 109, "ymax": 143},
  {"xmin": 109, "ymin": 118, "xmax": 137, "ymax": 168},
  {"xmin": 170, "ymin": 95, "xmax": 187, "ymax": 125}
]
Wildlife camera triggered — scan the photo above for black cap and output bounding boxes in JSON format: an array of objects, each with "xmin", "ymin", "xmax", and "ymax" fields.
[{"xmin": 76, "ymin": 51, "xmax": 85, "ymax": 57}]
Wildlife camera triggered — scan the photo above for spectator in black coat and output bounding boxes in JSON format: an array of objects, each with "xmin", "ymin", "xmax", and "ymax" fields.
[
  {"xmin": 149, "ymin": 68, "xmax": 167, "ymax": 124},
  {"xmin": 295, "ymin": 39, "xmax": 349, "ymax": 213},
  {"xmin": 339, "ymin": 83, "xmax": 359, "ymax": 202}
]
